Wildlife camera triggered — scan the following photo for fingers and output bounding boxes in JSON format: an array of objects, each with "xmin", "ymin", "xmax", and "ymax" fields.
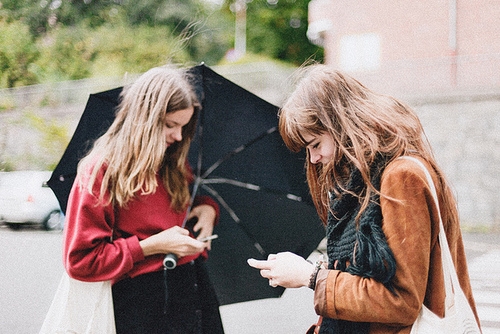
[
  {"xmin": 190, "ymin": 205, "xmax": 216, "ymax": 230},
  {"xmin": 247, "ymin": 253, "xmax": 278, "ymax": 270},
  {"xmin": 247, "ymin": 258, "xmax": 271, "ymax": 270},
  {"xmin": 169, "ymin": 226, "xmax": 205, "ymax": 252},
  {"xmin": 171, "ymin": 225, "xmax": 189, "ymax": 236},
  {"xmin": 248, "ymin": 252, "xmax": 312, "ymax": 289},
  {"xmin": 267, "ymin": 254, "xmax": 277, "ymax": 261},
  {"xmin": 260, "ymin": 269, "xmax": 272, "ymax": 279},
  {"xmin": 193, "ymin": 217, "xmax": 214, "ymax": 234}
]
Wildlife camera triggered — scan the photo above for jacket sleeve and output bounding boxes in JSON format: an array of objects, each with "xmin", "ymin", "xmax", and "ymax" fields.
[
  {"xmin": 314, "ymin": 159, "xmax": 438, "ymax": 326},
  {"xmin": 63, "ymin": 174, "xmax": 145, "ymax": 282}
]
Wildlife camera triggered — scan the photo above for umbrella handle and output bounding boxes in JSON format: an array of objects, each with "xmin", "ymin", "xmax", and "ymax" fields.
[
  {"xmin": 163, "ymin": 253, "xmax": 178, "ymax": 269},
  {"xmin": 162, "ymin": 215, "xmax": 198, "ymax": 270}
]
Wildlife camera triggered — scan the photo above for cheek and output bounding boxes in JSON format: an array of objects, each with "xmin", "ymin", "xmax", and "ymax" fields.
[
  {"xmin": 323, "ymin": 142, "xmax": 336, "ymax": 158},
  {"xmin": 163, "ymin": 126, "xmax": 172, "ymax": 137}
]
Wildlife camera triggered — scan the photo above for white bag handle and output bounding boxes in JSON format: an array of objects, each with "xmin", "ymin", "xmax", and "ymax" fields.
[
  {"xmin": 400, "ymin": 156, "xmax": 457, "ymax": 312},
  {"xmin": 400, "ymin": 156, "xmax": 480, "ymax": 334}
]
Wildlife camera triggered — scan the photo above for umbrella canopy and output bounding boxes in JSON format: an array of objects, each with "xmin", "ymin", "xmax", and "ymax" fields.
[
  {"xmin": 48, "ymin": 86, "xmax": 121, "ymax": 213},
  {"xmin": 48, "ymin": 64, "xmax": 325, "ymax": 305}
]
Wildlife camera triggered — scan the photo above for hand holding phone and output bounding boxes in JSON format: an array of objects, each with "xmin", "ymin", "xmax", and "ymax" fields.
[{"xmin": 199, "ymin": 234, "xmax": 218, "ymax": 242}]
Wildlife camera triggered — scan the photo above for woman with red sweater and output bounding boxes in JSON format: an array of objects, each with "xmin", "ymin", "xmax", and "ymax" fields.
[{"xmin": 63, "ymin": 66, "xmax": 224, "ymax": 333}]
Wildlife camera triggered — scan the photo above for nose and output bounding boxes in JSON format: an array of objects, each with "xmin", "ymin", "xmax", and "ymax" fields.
[
  {"xmin": 309, "ymin": 150, "xmax": 321, "ymax": 164},
  {"xmin": 171, "ymin": 127, "xmax": 183, "ymax": 142}
]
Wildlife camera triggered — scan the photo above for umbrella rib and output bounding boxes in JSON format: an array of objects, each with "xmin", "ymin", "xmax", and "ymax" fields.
[
  {"xmin": 201, "ymin": 184, "xmax": 267, "ymax": 257},
  {"xmin": 202, "ymin": 178, "xmax": 260, "ymax": 191},
  {"xmin": 202, "ymin": 177, "xmax": 304, "ymax": 202},
  {"xmin": 201, "ymin": 127, "xmax": 277, "ymax": 179},
  {"xmin": 201, "ymin": 184, "xmax": 241, "ymax": 223}
]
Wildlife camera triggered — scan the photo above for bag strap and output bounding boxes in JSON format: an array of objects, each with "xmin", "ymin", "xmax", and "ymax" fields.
[{"xmin": 398, "ymin": 156, "xmax": 460, "ymax": 314}]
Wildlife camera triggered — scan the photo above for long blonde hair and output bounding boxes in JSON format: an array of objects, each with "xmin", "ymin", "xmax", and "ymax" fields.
[
  {"xmin": 279, "ymin": 64, "xmax": 458, "ymax": 225},
  {"xmin": 77, "ymin": 66, "xmax": 200, "ymax": 211}
]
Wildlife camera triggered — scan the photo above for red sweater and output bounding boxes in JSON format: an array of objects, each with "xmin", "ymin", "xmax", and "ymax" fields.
[{"xmin": 63, "ymin": 170, "xmax": 219, "ymax": 284}]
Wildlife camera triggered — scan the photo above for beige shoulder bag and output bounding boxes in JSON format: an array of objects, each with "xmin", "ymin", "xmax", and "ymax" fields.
[{"xmin": 401, "ymin": 156, "xmax": 480, "ymax": 334}]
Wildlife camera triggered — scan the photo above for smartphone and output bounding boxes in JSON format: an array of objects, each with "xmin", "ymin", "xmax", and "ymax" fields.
[{"xmin": 199, "ymin": 234, "xmax": 218, "ymax": 242}]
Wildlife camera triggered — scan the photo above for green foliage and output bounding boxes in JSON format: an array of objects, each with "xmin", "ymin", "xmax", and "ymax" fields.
[
  {"xmin": 221, "ymin": 0, "xmax": 324, "ymax": 65},
  {"xmin": 0, "ymin": 0, "xmax": 322, "ymax": 88},
  {"xmin": 0, "ymin": 158, "xmax": 16, "ymax": 172},
  {"xmin": 89, "ymin": 24, "xmax": 191, "ymax": 77},
  {"xmin": 0, "ymin": 109, "xmax": 69, "ymax": 170},
  {"xmin": 127, "ymin": 0, "xmax": 232, "ymax": 63},
  {"xmin": 0, "ymin": 95, "xmax": 16, "ymax": 111},
  {"xmin": 30, "ymin": 21, "xmax": 197, "ymax": 82},
  {"xmin": 191, "ymin": 10, "xmax": 234, "ymax": 64},
  {"xmin": 24, "ymin": 111, "xmax": 69, "ymax": 170},
  {"xmin": 0, "ymin": 1, "xmax": 235, "ymax": 87},
  {"xmin": 34, "ymin": 24, "xmax": 96, "ymax": 82},
  {"xmin": 0, "ymin": 20, "xmax": 40, "ymax": 87}
]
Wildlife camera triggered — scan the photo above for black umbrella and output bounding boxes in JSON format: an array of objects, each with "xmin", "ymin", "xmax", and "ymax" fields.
[
  {"xmin": 48, "ymin": 64, "xmax": 325, "ymax": 305},
  {"xmin": 48, "ymin": 86, "xmax": 121, "ymax": 212}
]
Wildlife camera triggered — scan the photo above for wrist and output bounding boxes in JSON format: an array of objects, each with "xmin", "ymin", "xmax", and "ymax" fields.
[
  {"xmin": 308, "ymin": 255, "xmax": 325, "ymax": 290},
  {"xmin": 139, "ymin": 239, "xmax": 154, "ymax": 257},
  {"xmin": 140, "ymin": 237, "xmax": 162, "ymax": 257}
]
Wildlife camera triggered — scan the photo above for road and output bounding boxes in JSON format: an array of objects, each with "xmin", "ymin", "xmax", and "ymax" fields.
[
  {"xmin": 0, "ymin": 224, "xmax": 498, "ymax": 333},
  {"xmin": 462, "ymin": 233, "xmax": 500, "ymax": 334}
]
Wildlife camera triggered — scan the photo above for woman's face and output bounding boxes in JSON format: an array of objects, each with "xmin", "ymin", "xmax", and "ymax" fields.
[
  {"xmin": 302, "ymin": 131, "xmax": 336, "ymax": 165},
  {"xmin": 163, "ymin": 107, "xmax": 194, "ymax": 148}
]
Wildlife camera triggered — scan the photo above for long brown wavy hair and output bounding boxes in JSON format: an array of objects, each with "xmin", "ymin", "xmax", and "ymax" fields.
[
  {"xmin": 278, "ymin": 64, "xmax": 458, "ymax": 225},
  {"xmin": 77, "ymin": 66, "xmax": 200, "ymax": 212}
]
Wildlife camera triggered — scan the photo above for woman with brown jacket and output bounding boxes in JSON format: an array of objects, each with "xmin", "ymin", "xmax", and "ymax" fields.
[{"xmin": 248, "ymin": 64, "xmax": 481, "ymax": 333}]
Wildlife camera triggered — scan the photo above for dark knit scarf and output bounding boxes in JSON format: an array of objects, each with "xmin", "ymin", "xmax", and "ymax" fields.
[{"xmin": 319, "ymin": 157, "xmax": 397, "ymax": 334}]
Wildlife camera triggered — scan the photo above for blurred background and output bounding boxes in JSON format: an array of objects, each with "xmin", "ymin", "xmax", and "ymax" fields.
[
  {"xmin": 1, "ymin": 0, "xmax": 498, "ymax": 231},
  {"xmin": 1, "ymin": 1, "xmax": 500, "ymax": 333}
]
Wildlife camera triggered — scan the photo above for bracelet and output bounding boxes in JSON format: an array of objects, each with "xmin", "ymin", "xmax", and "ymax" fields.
[{"xmin": 308, "ymin": 255, "xmax": 325, "ymax": 290}]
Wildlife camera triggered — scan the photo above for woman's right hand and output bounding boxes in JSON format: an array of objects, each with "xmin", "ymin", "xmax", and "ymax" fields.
[{"xmin": 139, "ymin": 226, "xmax": 206, "ymax": 257}]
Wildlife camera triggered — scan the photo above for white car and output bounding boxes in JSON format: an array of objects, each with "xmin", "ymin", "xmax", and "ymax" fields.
[{"xmin": 0, "ymin": 171, "xmax": 64, "ymax": 230}]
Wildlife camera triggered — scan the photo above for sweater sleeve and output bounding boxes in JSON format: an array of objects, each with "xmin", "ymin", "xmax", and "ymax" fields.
[
  {"xmin": 314, "ymin": 158, "xmax": 437, "ymax": 326},
  {"xmin": 63, "ymin": 174, "xmax": 145, "ymax": 282}
]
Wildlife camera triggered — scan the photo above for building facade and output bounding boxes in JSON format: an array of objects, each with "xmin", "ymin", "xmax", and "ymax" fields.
[{"xmin": 307, "ymin": 0, "xmax": 500, "ymax": 96}]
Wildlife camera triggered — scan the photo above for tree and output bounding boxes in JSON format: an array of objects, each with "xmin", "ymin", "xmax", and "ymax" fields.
[
  {"xmin": 126, "ymin": 0, "xmax": 233, "ymax": 65},
  {"xmin": 221, "ymin": 0, "xmax": 324, "ymax": 65},
  {"xmin": 0, "ymin": 0, "xmax": 323, "ymax": 87},
  {"xmin": 0, "ymin": 20, "xmax": 39, "ymax": 87}
]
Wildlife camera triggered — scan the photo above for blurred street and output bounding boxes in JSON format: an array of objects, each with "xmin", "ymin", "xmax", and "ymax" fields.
[
  {"xmin": 461, "ymin": 233, "xmax": 500, "ymax": 334},
  {"xmin": 0, "ymin": 224, "xmax": 498, "ymax": 333}
]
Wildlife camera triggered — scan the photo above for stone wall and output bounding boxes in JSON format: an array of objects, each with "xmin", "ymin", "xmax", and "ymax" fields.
[{"xmin": 408, "ymin": 93, "xmax": 500, "ymax": 230}]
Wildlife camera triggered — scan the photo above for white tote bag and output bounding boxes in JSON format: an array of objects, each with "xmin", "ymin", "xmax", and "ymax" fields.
[
  {"xmin": 39, "ymin": 271, "xmax": 116, "ymax": 334},
  {"xmin": 401, "ymin": 157, "xmax": 481, "ymax": 334}
]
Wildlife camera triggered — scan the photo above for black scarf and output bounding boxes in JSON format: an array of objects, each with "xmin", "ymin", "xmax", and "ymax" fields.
[{"xmin": 319, "ymin": 157, "xmax": 397, "ymax": 334}]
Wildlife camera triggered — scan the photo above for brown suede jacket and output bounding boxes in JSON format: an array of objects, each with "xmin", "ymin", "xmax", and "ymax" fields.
[{"xmin": 313, "ymin": 157, "xmax": 481, "ymax": 333}]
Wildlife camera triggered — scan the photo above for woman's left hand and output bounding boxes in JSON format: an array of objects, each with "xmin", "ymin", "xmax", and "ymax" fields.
[
  {"xmin": 247, "ymin": 252, "xmax": 314, "ymax": 289},
  {"xmin": 188, "ymin": 204, "xmax": 216, "ymax": 250}
]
